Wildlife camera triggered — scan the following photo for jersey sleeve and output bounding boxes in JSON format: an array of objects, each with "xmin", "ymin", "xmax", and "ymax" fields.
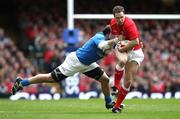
[
  {"xmin": 94, "ymin": 34, "xmax": 106, "ymax": 46},
  {"xmin": 125, "ymin": 24, "xmax": 138, "ymax": 40},
  {"xmin": 109, "ymin": 19, "xmax": 120, "ymax": 35}
]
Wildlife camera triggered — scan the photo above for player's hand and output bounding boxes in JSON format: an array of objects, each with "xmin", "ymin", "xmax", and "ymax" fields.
[
  {"xmin": 117, "ymin": 35, "xmax": 124, "ymax": 41},
  {"xmin": 117, "ymin": 46, "xmax": 127, "ymax": 53},
  {"xmin": 116, "ymin": 40, "xmax": 129, "ymax": 53}
]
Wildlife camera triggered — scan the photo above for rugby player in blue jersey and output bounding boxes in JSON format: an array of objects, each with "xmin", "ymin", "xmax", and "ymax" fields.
[{"xmin": 12, "ymin": 25, "xmax": 121, "ymax": 109}]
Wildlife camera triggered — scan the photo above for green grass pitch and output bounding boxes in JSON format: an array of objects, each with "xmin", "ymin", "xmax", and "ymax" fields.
[{"xmin": 0, "ymin": 98, "xmax": 180, "ymax": 119}]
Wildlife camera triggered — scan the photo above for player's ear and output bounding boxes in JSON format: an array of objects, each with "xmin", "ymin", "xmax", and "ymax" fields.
[{"xmin": 102, "ymin": 25, "xmax": 110, "ymax": 35}]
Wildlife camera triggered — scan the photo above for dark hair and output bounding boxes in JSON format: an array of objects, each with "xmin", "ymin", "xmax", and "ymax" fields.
[
  {"xmin": 102, "ymin": 25, "xmax": 110, "ymax": 35},
  {"xmin": 113, "ymin": 5, "xmax": 125, "ymax": 16}
]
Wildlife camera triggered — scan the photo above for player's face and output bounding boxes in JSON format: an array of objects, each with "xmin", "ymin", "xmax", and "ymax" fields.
[{"xmin": 114, "ymin": 12, "xmax": 125, "ymax": 25}]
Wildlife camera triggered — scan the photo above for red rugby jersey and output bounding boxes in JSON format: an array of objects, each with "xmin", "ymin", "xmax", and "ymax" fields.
[{"xmin": 110, "ymin": 16, "xmax": 141, "ymax": 50}]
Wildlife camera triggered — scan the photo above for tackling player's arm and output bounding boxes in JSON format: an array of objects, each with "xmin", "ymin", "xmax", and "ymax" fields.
[
  {"xmin": 98, "ymin": 37, "xmax": 121, "ymax": 51},
  {"xmin": 98, "ymin": 25, "xmax": 122, "ymax": 51}
]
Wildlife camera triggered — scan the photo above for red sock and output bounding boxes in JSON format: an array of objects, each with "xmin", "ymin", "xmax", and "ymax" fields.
[
  {"xmin": 114, "ymin": 86, "xmax": 128, "ymax": 109},
  {"xmin": 114, "ymin": 67, "xmax": 124, "ymax": 90}
]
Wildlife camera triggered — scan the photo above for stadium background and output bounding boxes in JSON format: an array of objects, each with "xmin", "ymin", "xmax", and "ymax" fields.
[{"xmin": 0, "ymin": 0, "xmax": 179, "ymax": 99}]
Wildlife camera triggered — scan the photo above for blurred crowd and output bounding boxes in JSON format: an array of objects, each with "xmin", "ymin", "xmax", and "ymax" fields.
[
  {"xmin": 74, "ymin": 0, "xmax": 179, "ymax": 14},
  {"xmin": 0, "ymin": 0, "xmax": 180, "ymax": 96}
]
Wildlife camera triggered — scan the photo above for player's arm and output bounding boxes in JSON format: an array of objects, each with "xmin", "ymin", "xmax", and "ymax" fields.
[
  {"xmin": 98, "ymin": 25, "xmax": 121, "ymax": 51},
  {"xmin": 98, "ymin": 36, "xmax": 122, "ymax": 51},
  {"xmin": 118, "ymin": 24, "xmax": 139, "ymax": 52},
  {"xmin": 118, "ymin": 38, "xmax": 139, "ymax": 52}
]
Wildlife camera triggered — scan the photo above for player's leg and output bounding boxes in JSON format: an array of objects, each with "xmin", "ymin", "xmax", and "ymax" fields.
[
  {"xmin": 12, "ymin": 68, "xmax": 68, "ymax": 95},
  {"xmin": 112, "ymin": 49, "xmax": 144, "ymax": 113},
  {"xmin": 27, "ymin": 52, "xmax": 79, "ymax": 84},
  {"xmin": 83, "ymin": 66, "xmax": 114, "ymax": 109},
  {"xmin": 12, "ymin": 74, "xmax": 54, "ymax": 95},
  {"xmin": 113, "ymin": 49, "xmax": 128, "ymax": 92},
  {"xmin": 99, "ymin": 72, "xmax": 115, "ymax": 109},
  {"xmin": 11, "ymin": 52, "xmax": 77, "ymax": 95},
  {"xmin": 112, "ymin": 61, "xmax": 139, "ymax": 113},
  {"xmin": 24, "ymin": 73, "xmax": 55, "ymax": 84}
]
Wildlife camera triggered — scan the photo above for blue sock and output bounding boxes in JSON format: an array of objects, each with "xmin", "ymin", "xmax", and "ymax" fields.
[
  {"xmin": 20, "ymin": 79, "xmax": 30, "ymax": 86},
  {"xmin": 105, "ymin": 96, "xmax": 112, "ymax": 103}
]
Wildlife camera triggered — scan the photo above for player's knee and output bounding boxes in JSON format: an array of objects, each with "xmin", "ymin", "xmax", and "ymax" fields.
[
  {"xmin": 99, "ymin": 74, "xmax": 109, "ymax": 84},
  {"xmin": 117, "ymin": 61, "xmax": 126, "ymax": 68},
  {"xmin": 124, "ymin": 74, "xmax": 133, "ymax": 88},
  {"xmin": 47, "ymin": 73, "xmax": 55, "ymax": 82},
  {"xmin": 117, "ymin": 58, "xmax": 127, "ymax": 67},
  {"xmin": 51, "ymin": 68, "xmax": 68, "ymax": 82},
  {"xmin": 103, "ymin": 77, "xmax": 110, "ymax": 84},
  {"xmin": 124, "ymin": 78, "xmax": 132, "ymax": 88}
]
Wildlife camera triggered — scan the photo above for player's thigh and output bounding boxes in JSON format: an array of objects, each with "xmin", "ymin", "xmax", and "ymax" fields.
[
  {"xmin": 83, "ymin": 66, "xmax": 105, "ymax": 81},
  {"xmin": 51, "ymin": 68, "xmax": 68, "ymax": 82},
  {"xmin": 125, "ymin": 61, "xmax": 139, "ymax": 78},
  {"xmin": 59, "ymin": 52, "xmax": 84, "ymax": 76},
  {"xmin": 128, "ymin": 49, "xmax": 144, "ymax": 66},
  {"xmin": 114, "ymin": 48, "xmax": 128, "ymax": 63},
  {"xmin": 98, "ymin": 72, "xmax": 109, "ymax": 84}
]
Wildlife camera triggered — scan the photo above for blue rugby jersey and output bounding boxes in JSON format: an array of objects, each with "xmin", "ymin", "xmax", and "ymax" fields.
[{"xmin": 76, "ymin": 32, "xmax": 106, "ymax": 65}]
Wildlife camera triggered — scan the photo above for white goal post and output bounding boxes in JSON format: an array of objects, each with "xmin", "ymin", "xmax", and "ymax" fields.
[
  {"xmin": 67, "ymin": 0, "xmax": 180, "ymax": 29},
  {"xmin": 74, "ymin": 14, "xmax": 180, "ymax": 20}
]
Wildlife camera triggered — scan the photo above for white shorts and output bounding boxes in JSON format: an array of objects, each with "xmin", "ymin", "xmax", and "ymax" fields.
[
  {"xmin": 128, "ymin": 48, "xmax": 144, "ymax": 66},
  {"xmin": 57, "ymin": 52, "xmax": 99, "ymax": 76}
]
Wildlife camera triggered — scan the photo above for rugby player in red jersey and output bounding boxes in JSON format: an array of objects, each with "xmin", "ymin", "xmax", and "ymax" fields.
[{"xmin": 109, "ymin": 5, "xmax": 144, "ymax": 113}]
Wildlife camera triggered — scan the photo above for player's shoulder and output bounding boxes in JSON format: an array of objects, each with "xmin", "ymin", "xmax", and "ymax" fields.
[
  {"xmin": 110, "ymin": 18, "xmax": 117, "ymax": 26},
  {"xmin": 125, "ymin": 17, "xmax": 135, "ymax": 25},
  {"xmin": 92, "ymin": 32, "xmax": 105, "ymax": 40},
  {"xmin": 124, "ymin": 16, "xmax": 136, "ymax": 28},
  {"xmin": 95, "ymin": 32, "xmax": 105, "ymax": 37}
]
